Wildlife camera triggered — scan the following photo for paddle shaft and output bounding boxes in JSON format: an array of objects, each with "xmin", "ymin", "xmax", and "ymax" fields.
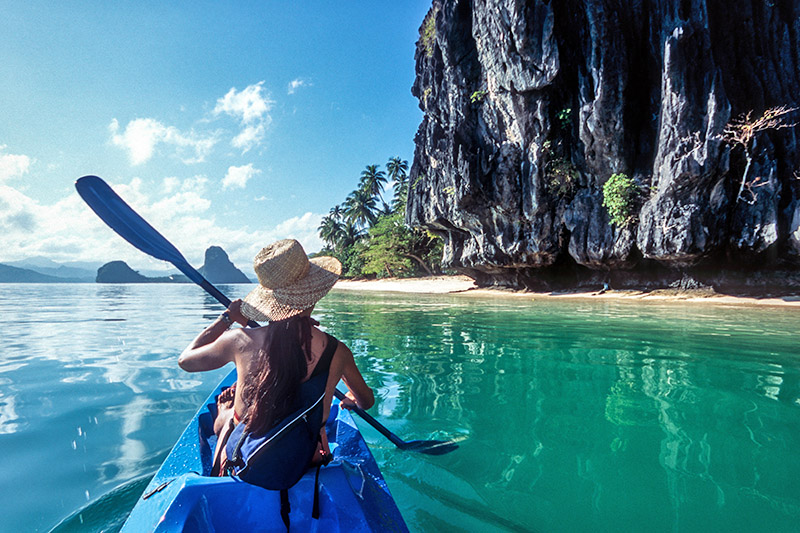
[{"xmin": 333, "ymin": 389, "xmax": 408, "ymax": 449}]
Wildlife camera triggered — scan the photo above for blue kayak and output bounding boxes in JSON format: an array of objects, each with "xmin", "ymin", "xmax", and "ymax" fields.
[{"xmin": 122, "ymin": 370, "xmax": 409, "ymax": 532}]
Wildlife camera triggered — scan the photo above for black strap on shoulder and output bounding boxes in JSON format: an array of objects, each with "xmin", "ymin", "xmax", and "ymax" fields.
[
  {"xmin": 280, "ymin": 488, "xmax": 291, "ymax": 531},
  {"xmin": 309, "ymin": 334, "xmax": 338, "ymax": 379}
]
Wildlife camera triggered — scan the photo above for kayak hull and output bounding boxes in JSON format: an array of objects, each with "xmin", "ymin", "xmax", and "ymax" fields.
[{"xmin": 122, "ymin": 370, "xmax": 408, "ymax": 532}]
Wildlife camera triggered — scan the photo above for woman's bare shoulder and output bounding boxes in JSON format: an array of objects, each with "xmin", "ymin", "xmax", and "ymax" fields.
[{"xmin": 229, "ymin": 326, "xmax": 265, "ymax": 354}]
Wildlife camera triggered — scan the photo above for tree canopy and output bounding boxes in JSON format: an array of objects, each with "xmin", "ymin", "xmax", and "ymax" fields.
[{"xmin": 317, "ymin": 158, "xmax": 443, "ymax": 279}]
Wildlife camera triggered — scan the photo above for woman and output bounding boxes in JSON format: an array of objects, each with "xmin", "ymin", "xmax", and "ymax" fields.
[{"xmin": 178, "ymin": 239, "xmax": 374, "ymax": 475}]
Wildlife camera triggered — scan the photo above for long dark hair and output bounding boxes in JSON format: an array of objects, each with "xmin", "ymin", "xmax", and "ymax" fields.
[{"xmin": 242, "ymin": 315, "xmax": 314, "ymax": 435}]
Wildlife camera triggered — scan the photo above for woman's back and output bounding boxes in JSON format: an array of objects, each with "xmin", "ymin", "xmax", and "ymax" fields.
[{"xmin": 231, "ymin": 320, "xmax": 339, "ymax": 433}]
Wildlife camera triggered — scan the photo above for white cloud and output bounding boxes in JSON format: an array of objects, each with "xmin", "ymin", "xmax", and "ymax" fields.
[
  {"xmin": 0, "ymin": 177, "xmax": 325, "ymax": 270},
  {"xmin": 162, "ymin": 176, "xmax": 180, "ymax": 194},
  {"xmin": 273, "ymin": 212, "xmax": 324, "ymax": 245},
  {"xmin": 0, "ymin": 185, "xmax": 38, "ymax": 233},
  {"xmin": 0, "ymin": 146, "xmax": 32, "ymax": 183},
  {"xmin": 213, "ymin": 82, "xmax": 273, "ymax": 153},
  {"xmin": 214, "ymin": 82, "xmax": 273, "ymax": 124},
  {"xmin": 180, "ymin": 175, "xmax": 209, "ymax": 194},
  {"xmin": 222, "ymin": 164, "xmax": 260, "ymax": 190},
  {"xmin": 287, "ymin": 78, "xmax": 311, "ymax": 95},
  {"xmin": 152, "ymin": 186, "xmax": 211, "ymax": 216},
  {"xmin": 109, "ymin": 118, "xmax": 217, "ymax": 165},
  {"xmin": 231, "ymin": 124, "xmax": 265, "ymax": 152}
]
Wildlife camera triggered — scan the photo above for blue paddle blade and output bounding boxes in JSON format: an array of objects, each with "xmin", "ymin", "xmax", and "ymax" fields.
[{"xmin": 76, "ymin": 175, "xmax": 208, "ymax": 289}]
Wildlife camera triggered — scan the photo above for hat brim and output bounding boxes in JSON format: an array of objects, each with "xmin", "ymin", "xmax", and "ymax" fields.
[{"xmin": 241, "ymin": 256, "xmax": 341, "ymax": 322}]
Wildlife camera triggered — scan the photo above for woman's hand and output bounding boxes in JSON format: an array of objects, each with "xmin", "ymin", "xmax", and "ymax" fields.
[
  {"xmin": 227, "ymin": 299, "xmax": 249, "ymax": 327},
  {"xmin": 339, "ymin": 390, "xmax": 362, "ymax": 410}
]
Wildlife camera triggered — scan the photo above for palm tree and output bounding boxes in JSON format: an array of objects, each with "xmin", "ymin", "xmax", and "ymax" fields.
[
  {"xmin": 377, "ymin": 201, "xmax": 393, "ymax": 218},
  {"xmin": 318, "ymin": 215, "xmax": 345, "ymax": 249},
  {"xmin": 359, "ymin": 164, "xmax": 388, "ymax": 203},
  {"xmin": 387, "ymin": 157, "xmax": 409, "ymax": 213},
  {"xmin": 391, "ymin": 179, "xmax": 409, "ymax": 214},
  {"xmin": 339, "ymin": 221, "xmax": 365, "ymax": 248},
  {"xmin": 344, "ymin": 187, "xmax": 378, "ymax": 228},
  {"xmin": 328, "ymin": 204, "xmax": 345, "ymax": 221},
  {"xmin": 386, "ymin": 157, "xmax": 408, "ymax": 186}
]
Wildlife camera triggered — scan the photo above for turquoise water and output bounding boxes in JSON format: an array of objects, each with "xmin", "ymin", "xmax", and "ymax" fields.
[{"xmin": 1, "ymin": 284, "xmax": 799, "ymax": 532}]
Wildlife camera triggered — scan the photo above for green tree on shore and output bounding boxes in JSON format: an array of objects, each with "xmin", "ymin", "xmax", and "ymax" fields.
[
  {"xmin": 387, "ymin": 156, "xmax": 409, "ymax": 211},
  {"xmin": 387, "ymin": 157, "xmax": 408, "ymax": 185},
  {"xmin": 359, "ymin": 164, "xmax": 388, "ymax": 203},
  {"xmin": 344, "ymin": 187, "xmax": 378, "ymax": 228},
  {"xmin": 320, "ymin": 157, "xmax": 442, "ymax": 279},
  {"xmin": 318, "ymin": 215, "xmax": 344, "ymax": 248},
  {"xmin": 362, "ymin": 210, "xmax": 440, "ymax": 277}
]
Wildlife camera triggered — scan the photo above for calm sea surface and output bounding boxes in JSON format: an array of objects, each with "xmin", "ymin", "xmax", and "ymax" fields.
[{"xmin": 1, "ymin": 283, "xmax": 799, "ymax": 532}]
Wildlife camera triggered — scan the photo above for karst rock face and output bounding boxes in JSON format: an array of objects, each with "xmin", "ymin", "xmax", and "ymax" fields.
[
  {"xmin": 407, "ymin": 0, "xmax": 800, "ymax": 291},
  {"xmin": 198, "ymin": 246, "xmax": 251, "ymax": 284}
]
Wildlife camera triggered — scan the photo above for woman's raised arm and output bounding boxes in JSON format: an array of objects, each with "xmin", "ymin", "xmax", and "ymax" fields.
[
  {"xmin": 337, "ymin": 343, "xmax": 375, "ymax": 410},
  {"xmin": 178, "ymin": 300, "xmax": 249, "ymax": 372}
]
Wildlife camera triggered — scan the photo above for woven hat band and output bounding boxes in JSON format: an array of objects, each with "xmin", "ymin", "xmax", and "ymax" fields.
[{"xmin": 253, "ymin": 239, "xmax": 311, "ymax": 289}]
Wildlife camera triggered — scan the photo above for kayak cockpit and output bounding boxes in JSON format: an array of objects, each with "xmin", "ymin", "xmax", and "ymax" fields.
[{"xmin": 122, "ymin": 370, "xmax": 408, "ymax": 532}]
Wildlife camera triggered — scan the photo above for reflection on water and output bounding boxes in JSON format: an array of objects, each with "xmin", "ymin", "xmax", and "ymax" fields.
[
  {"xmin": 0, "ymin": 284, "xmax": 798, "ymax": 532},
  {"xmin": 319, "ymin": 292, "xmax": 800, "ymax": 532},
  {"xmin": 50, "ymin": 473, "xmax": 153, "ymax": 533},
  {"xmin": 0, "ymin": 283, "xmax": 235, "ymax": 532},
  {"xmin": 0, "ymin": 390, "xmax": 19, "ymax": 435}
]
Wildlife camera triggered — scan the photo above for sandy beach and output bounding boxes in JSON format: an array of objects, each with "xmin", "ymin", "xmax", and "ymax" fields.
[{"xmin": 334, "ymin": 275, "xmax": 800, "ymax": 308}]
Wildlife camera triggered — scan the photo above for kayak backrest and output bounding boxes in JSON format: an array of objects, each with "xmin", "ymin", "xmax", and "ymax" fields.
[{"xmin": 225, "ymin": 371, "xmax": 328, "ymax": 490}]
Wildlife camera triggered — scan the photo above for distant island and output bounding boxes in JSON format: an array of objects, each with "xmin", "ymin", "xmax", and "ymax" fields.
[
  {"xmin": 197, "ymin": 246, "xmax": 251, "ymax": 284},
  {"xmin": 0, "ymin": 263, "xmax": 84, "ymax": 283},
  {"xmin": 95, "ymin": 261, "xmax": 187, "ymax": 283},
  {"xmin": 1, "ymin": 246, "xmax": 254, "ymax": 284},
  {"xmin": 0, "ymin": 257, "xmax": 97, "ymax": 282}
]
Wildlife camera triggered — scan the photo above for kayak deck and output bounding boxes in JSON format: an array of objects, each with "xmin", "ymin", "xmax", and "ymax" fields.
[{"xmin": 122, "ymin": 370, "xmax": 408, "ymax": 532}]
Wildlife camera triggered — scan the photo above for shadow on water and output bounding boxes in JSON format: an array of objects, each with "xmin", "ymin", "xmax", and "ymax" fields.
[{"xmin": 49, "ymin": 473, "xmax": 152, "ymax": 533}]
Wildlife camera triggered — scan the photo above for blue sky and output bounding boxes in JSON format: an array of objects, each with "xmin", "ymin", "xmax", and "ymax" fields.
[{"xmin": 0, "ymin": 1, "xmax": 431, "ymax": 271}]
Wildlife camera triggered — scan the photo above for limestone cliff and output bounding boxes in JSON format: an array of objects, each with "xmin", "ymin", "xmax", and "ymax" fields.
[
  {"xmin": 96, "ymin": 261, "xmax": 153, "ymax": 283},
  {"xmin": 198, "ymin": 246, "xmax": 251, "ymax": 284},
  {"xmin": 408, "ymin": 0, "xmax": 800, "ymax": 291}
]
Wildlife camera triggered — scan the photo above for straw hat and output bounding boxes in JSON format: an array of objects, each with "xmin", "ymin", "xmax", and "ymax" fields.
[{"xmin": 240, "ymin": 239, "xmax": 341, "ymax": 322}]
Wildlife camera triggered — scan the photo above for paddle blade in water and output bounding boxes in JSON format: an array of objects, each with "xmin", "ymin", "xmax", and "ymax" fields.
[{"xmin": 403, "ymin": 439, "xmax": 459, "ymax": 455}]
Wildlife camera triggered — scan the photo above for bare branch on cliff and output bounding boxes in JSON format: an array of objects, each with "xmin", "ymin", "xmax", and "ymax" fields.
[{"xmin": 721, "ymin": 105, "xmax": 798, "ymax": 204}]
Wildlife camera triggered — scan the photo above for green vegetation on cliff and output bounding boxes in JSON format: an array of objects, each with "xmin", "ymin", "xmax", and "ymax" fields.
[{"xmin": 602, "ymin": 173, "xmax": 640, "ymax": 227}]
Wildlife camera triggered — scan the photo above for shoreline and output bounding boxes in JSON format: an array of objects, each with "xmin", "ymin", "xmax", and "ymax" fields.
[{"xmin": 333, "ymin": 275, "xmax": 800, "ymax": 308}]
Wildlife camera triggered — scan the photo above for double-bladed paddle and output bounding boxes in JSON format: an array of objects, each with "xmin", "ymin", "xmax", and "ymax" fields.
[{"xmin": 75, "ymin": 175, "xmax": 458, "ymax": 456}]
